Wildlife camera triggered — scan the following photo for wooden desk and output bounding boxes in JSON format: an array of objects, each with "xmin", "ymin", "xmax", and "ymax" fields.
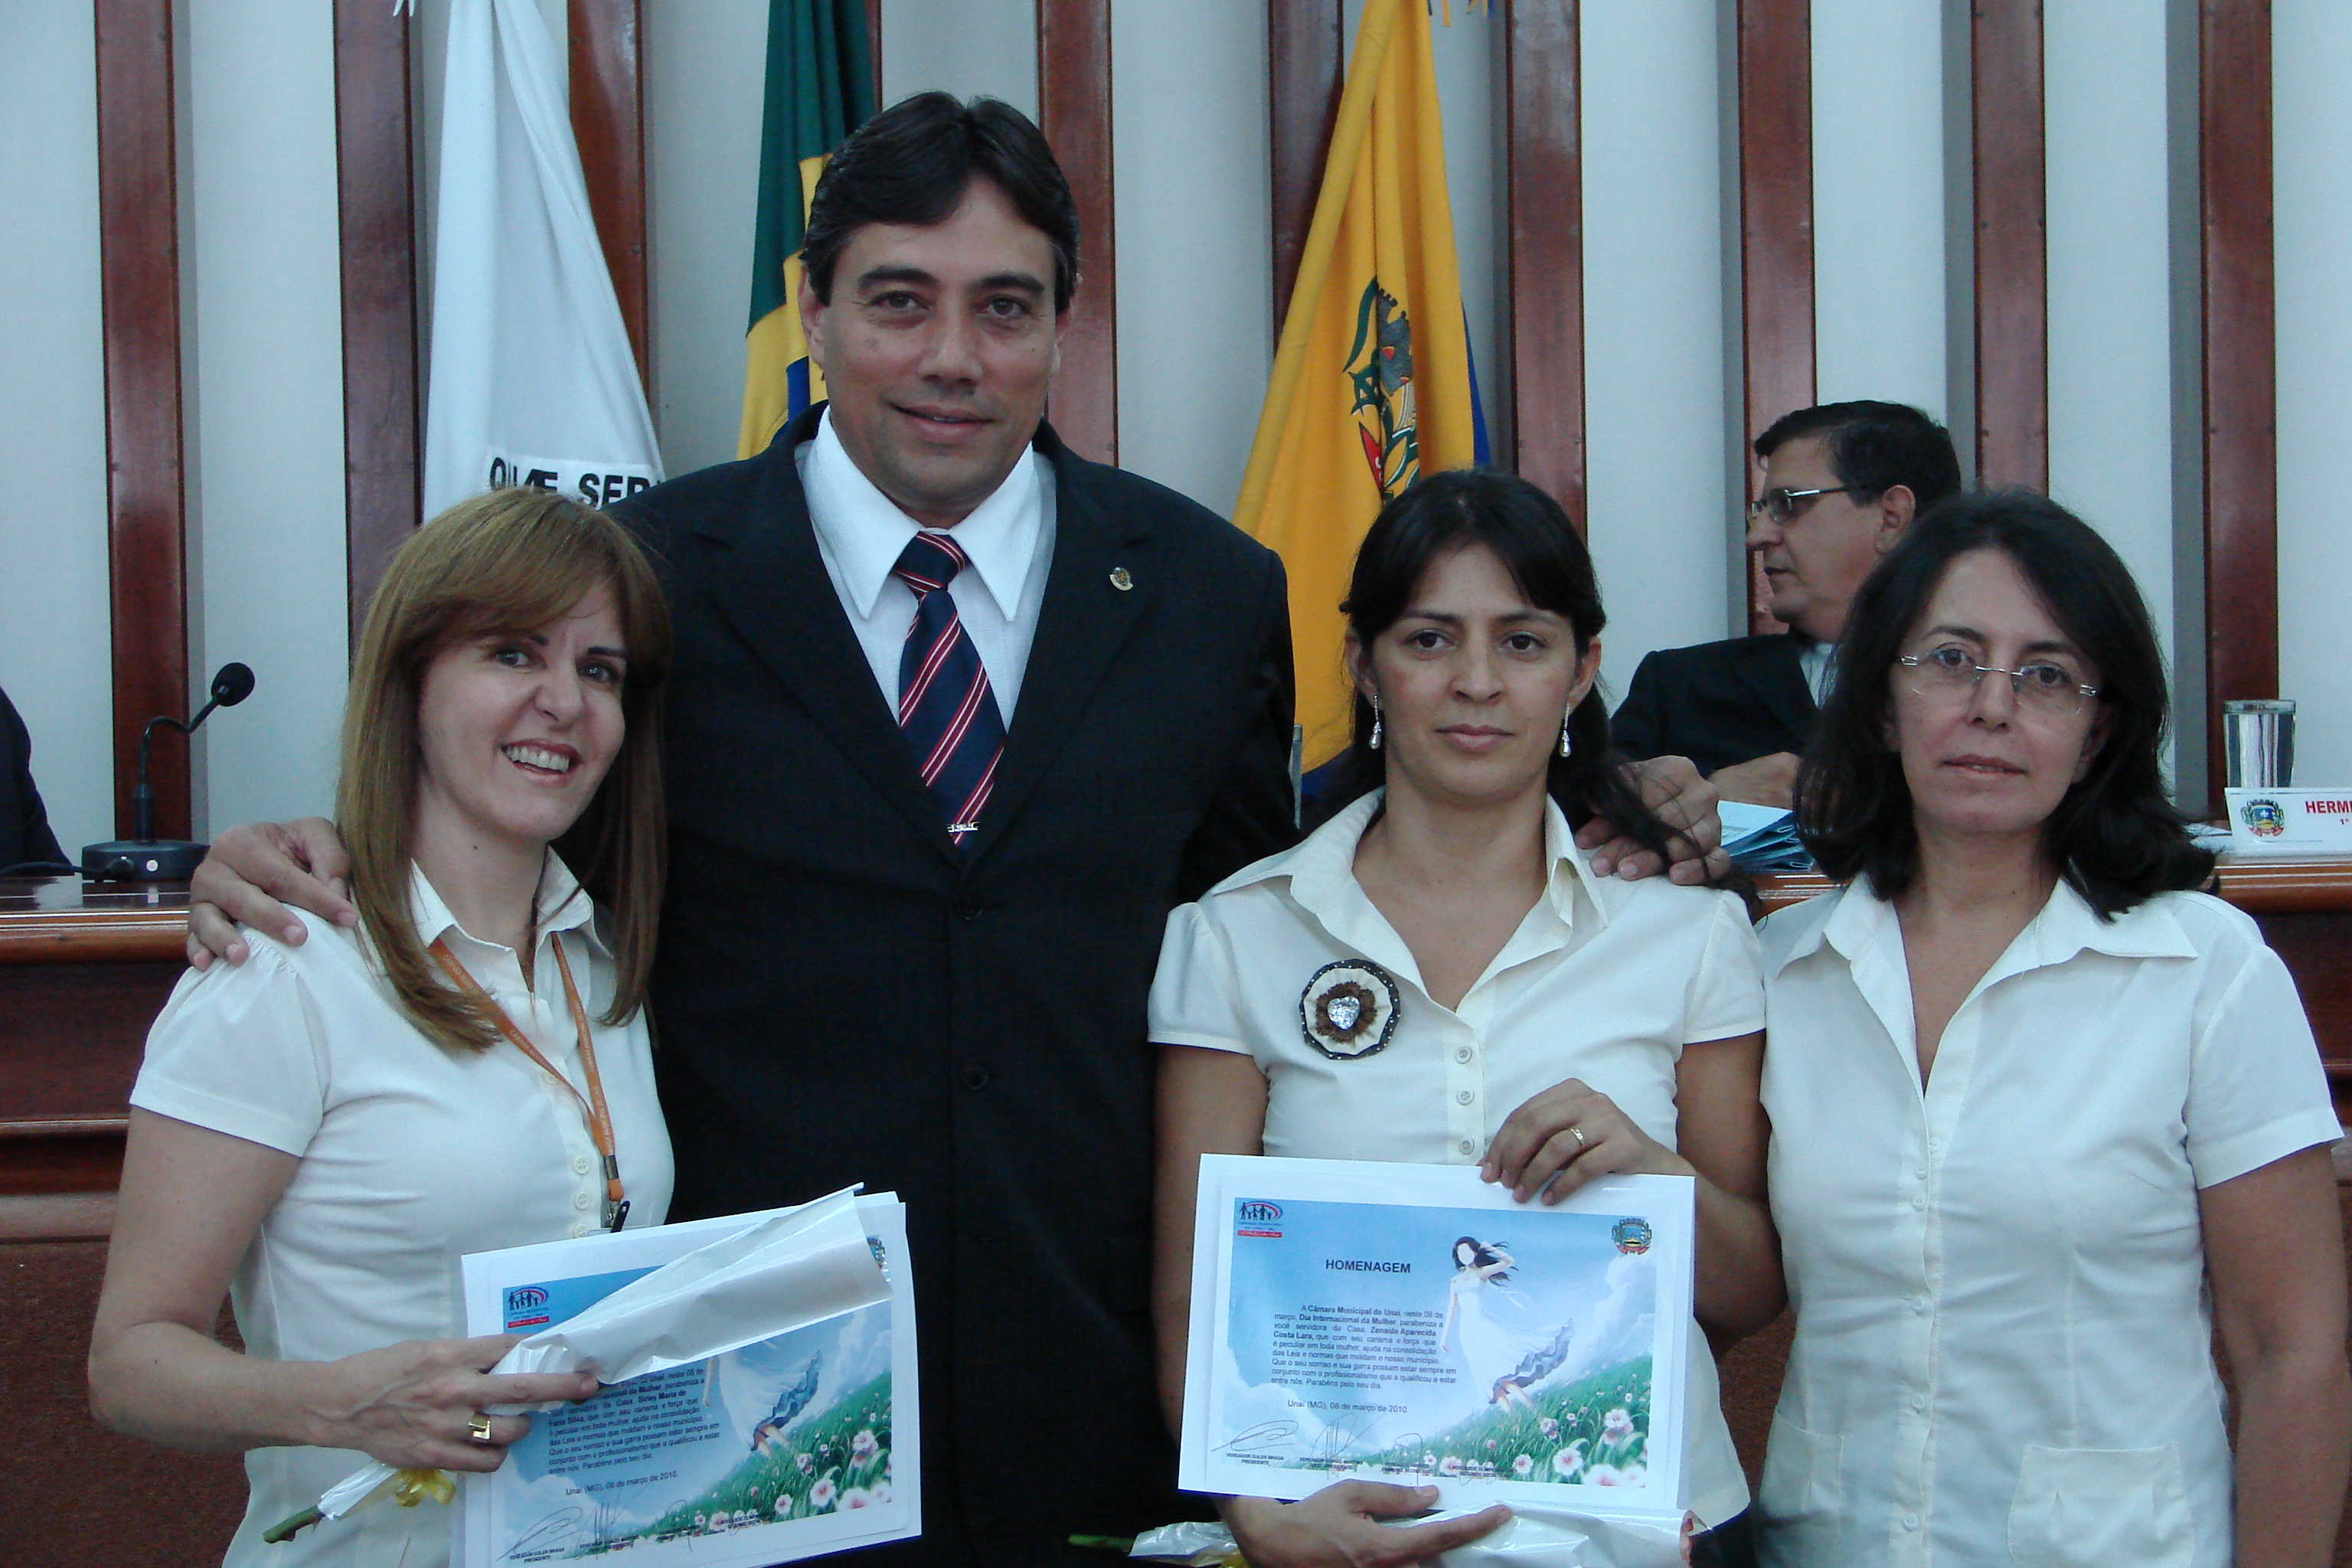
[
  {"xmin": 1753, "ymin": 851, "xmax": 2352, "ymax": 1113},
  {"xmin": 0, "ymin": 875, "xmax": 189, "ymax": 1242}
]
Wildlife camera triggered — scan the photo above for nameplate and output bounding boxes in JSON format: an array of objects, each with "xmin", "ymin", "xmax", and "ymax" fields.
[{"xmin": 2224, "ymin": 789, "xmax": 2352, "ymax": 855}]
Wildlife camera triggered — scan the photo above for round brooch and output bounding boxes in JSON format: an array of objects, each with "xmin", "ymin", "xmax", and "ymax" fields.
[{"xmin": 1299, "ymin": 959, "xmax": 1402, "ymax": 1061}]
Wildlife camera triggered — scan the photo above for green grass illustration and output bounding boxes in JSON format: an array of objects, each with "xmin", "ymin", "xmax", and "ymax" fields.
[
  {"xmin": 1356, "ymin": 1355, "xmax": 1654, "ymax": 1486},
  {"xmin": 594, "ymin": 1373, "xmax": 894, "ymax": 1552}
]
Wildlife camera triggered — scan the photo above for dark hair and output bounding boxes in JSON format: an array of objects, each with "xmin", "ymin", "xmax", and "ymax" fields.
[
  {"xmin": 1312, "ymin": 469, "xmax": 1671, "ymax": 858},
  {"xmin": 1794, "ymin": 488, "xmax": 2212, "ymax": 916},
  {"xmin": 1754, "ymin": 400, "xmax": 1962, "ymax": 512},
  {"xmin": 802, "ymin": 91, "xmax": 1080, "ymax": 313},
  {"xmin": 1453, "ymin": 1236, "xmax": 1514, "ymax": 1283}
]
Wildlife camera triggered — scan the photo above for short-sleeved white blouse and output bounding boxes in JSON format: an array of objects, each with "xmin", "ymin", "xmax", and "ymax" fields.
[
  {"xmin": 129, "ymin": 857, "xmax": 674, "ymax": 1568},
  {"xmin": 1148, "ymin": 789, "xmax": 1767, "ymax": 1529},
  {"xmin": 1756, "ymin": 879, "xmax": 2340, "ymax": 1568}
]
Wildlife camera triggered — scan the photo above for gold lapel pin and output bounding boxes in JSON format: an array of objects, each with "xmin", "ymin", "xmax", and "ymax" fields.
[{"xmin": 1109, "ymin": 567, "xmax": 1134, "ymax": 592}]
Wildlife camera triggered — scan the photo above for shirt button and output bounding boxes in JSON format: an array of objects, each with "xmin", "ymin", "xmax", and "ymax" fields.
[
  {"xmin": 1911, "ymin": 1194, "xmax": 1928, "ymax": 1210},
  {"xmin": 1913, "ymin": 1295, "xmax": 1930, "ymax": 1315},
  {"xmin": 1455, "ymin": 1089, "xmax": 1475, "ymax": 1106},
  {"xmin": 953, "ymin": 901, "xmax": 985, "ymax": 923},
  {"xmin": 1454, "ymin": 1047, "xmax": 1473, "ymax": 1064},
  {"xmin": 1914, "ymin": 1165, "xmax": 1929, "ymax": 1180},
  {"xmin": 570, "ymin": 1221, "xmax": 591, "ymax": 1238},
  {"xmin": 1459, "ymin": 1138, "xmax": 1477, "ymax": 1155},
  {"xmin": 573, "ymin": 1192, "xmax": 592, "ymax": 1210},
  {"xmin": 958, "ymin": 1063, "xmax": 991, "ymax": 1091},
  {"xmin": 1926, "ymin": 1137, "xmax": 1942, "ymax": 1152},
  {"xmin": 572, "ymin": 1155, "xmax": 591, "ymax": 1176},
  {"xmin": 1909, "ymin": 1394, "xmax": 1927, "ymax": 1413},
  {"xmin": 1902, "ymin": 1514, "xmax": 1920, "ymax": 1532}
]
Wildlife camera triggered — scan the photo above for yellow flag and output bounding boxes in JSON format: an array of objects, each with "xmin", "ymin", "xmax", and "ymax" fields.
[
  {"xmin": 739, "ymin": 155, "xmax": 833, "ymax": 459},
  {"xmin": 1235, "ymin": 0, "xmax": 1479, "ymax": 763}
]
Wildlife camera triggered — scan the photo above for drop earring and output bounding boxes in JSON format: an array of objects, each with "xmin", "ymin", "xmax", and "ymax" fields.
[
  {"xmin": 1369, "ymin": 694, "xmax": 1383, "ymax": 751},
  {"xmin": 1560, "ymin": 708, "xmax": 1575, "ymax": 758}
]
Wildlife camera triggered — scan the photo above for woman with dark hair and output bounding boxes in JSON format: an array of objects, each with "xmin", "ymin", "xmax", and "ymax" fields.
[
  {"xmin": 88, "ymin": 490, "xmax": 677, "ymax": 1566},
  {"xmin": 1757, "ymin": 490, "xmax": 2349, "ymax": 1566},
  {"xmin": 1151, "ymin": 469, "xmax": 1782, "ymax": 1566}
]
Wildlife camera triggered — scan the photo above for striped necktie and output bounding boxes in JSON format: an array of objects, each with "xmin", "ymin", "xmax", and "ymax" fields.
[{"xmin": 891, "ymin": 532, "xmax": 1006, "ymax": 846}]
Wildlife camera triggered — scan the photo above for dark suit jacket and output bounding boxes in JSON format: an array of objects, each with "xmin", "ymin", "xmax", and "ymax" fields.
[
  {"xmin": 0, "ymin": 684, "xmax": 64, "ymax": 871},
  {"xmin": 1611, "ymin": 632, "xmax": 1818, "ymax": 778},
  {"xmin": 613, "ymin": 406, "xmax": 1295, "ymax": 1567}
]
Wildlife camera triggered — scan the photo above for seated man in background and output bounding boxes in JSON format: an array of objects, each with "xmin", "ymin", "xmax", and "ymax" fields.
[
  {"xmin": 0, "ymin": 682, "xmax": 64, "ymax": 874},
  {"xmin": 1612, "ymin": 400, "xmax": 1960, "ymax": 807}
]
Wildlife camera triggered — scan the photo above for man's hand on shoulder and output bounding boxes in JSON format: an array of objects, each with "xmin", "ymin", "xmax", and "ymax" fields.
[
  {"xmin": 1707, "ymin": 751, "xmax": 1800, "ymax": 811},
  {"xmin": 1575, "ymin": 756, "xmax": 1728, "ymax": 885},
  {"xmin": 186, "ymin": 818, "xmax": 356, "ymax": 969}
]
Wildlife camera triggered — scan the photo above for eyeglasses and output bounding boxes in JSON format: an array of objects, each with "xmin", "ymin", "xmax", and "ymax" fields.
[
  {"xmin": 1897, "ymin": 645, "xmax": 2102, "ymax": 718},
  {"xmin": 1747, "ymin": 485, "xmax": 1861, "ymax": 525}
]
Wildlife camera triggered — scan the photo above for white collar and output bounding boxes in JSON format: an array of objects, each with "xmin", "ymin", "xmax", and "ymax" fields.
[
  {"xmin": 407, "ymin": 852, "xmax": 606, "ymax": 963},
  {"xmin": 1770, "ymin": 874, "xmax": 2198, "ymax": 979},
  {"xmin": 802, "ymin": 406, "xmax": 1044, "ymax": 621},
  {"xmin": 1217, "ymin": 787, "xmax": 1612, "ymax": 956}
]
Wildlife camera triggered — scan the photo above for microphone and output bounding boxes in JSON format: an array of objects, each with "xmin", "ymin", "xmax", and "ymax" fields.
[{"xmin": 82, "ymin": 662, "xmax": 256, "ymax": 882}]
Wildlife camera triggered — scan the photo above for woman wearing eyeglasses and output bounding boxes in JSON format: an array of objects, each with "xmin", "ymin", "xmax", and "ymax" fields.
[{"xmin": 1754, "ymin": 490, "xmax": 2350, "ymax": 1567}]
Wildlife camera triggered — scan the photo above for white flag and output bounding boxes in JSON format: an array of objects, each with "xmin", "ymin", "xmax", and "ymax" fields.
[{"xmin": 422, "ymin": 0, "xmax": 662, "ymax": 519}]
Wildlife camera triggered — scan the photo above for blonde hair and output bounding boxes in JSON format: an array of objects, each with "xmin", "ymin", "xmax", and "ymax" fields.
[{"xmin": 338, "ymin": 488, "xmax": 671, "ymax": 1052}]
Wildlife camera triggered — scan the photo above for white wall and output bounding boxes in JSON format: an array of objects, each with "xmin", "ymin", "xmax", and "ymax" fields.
[
  {"xmin": 645, "ymin": 0, "xmax": 767, "ymax": 479},
  {"xmin": 1580, "ymin": 1, "xmax": 1733, "ymax": 702},
  {"xmin": 1112, "ymin": 2, "xmax": 1270, "ymax": 514},
  {"xmin": 1810, "ymin": 0, "xmax": 1947, "ymax": 420},
  {"xmin": 0, "ymin": 2, "xmax": 113, "ymax": 859},
  {"xmin": 2045, "ymin": 1, "xmax": 2181, "ymax": 781},
  {"xmin": 181, "ymin": 2, "xmax": 351, "ymax": 833},
  {"xmin": 2273, "ymin": 1, "xmax": 2352, "ymax": 787}
]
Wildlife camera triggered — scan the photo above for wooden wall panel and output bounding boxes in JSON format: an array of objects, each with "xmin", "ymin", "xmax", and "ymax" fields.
[
  {"xmin": 93, "ymin": 0, "xmax": 190, "ymax": 842},
  {"xmin": 333, "ymin": 0, "xmax": 421, "ymax": 638},
  {"xmin": 1037, "ymin": 0, "xmax": 1117, "ymax": 465},
  {"xmin": 571, "ymin": 0, "xmax": 650, "ymax": 386},
  {"xmin": 1506, "ymin": 0, "xmax": 1585, "ymax": 524},
  {"xmin": 2199, "ymin": 0, "xmax": 2277, "ymax": 805},
  {"xmin": 1736, "ymin": 0, "xmax": 1814, "ymax": 634},
  {"xmin": 1269, "ymin": 2, "xmax": 1344, "ymax": 327},
  {"xmin": 1971, "ymin": 0, "xmax": 2048, "ymax": 489}
]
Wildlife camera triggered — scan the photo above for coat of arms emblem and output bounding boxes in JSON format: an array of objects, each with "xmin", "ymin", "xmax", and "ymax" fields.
[{"xmin": 1346, "ymin": 280, "xmax": 1417, "ymax": 499}]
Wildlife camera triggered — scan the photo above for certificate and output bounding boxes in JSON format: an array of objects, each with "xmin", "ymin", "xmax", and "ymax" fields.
[
  {"xmin": 1181, "ymin": 1156, "xmax": 1694, "ymax": 1524},
  {"xmin": 457, "ymin": 1194, "xmax": 918, "ymax": 1565}
]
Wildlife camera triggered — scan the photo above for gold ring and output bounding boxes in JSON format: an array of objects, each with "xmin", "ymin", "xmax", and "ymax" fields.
[
  {"xmin": 1569, "ymin": 1125, "xmax": 1588, "ymax": 1152},
  {"xmin": 469, "ymin": 1412, "xmax": 495, "ymax": 1446}
]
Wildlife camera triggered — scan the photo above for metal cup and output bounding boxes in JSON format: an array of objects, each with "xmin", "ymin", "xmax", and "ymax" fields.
[{"xmin": 2223, "ymin": 699, "xmax": 2295, "ymax": 789}]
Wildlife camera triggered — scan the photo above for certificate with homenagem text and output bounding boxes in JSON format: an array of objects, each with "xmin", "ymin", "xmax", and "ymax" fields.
[
  {"xmin": 1181, "ymin": 1157, "xmax": 1694, "ymax": 1524},
  {"xmin": 457, "ymin": 1196, "xmax": 917, "ymax": 1566}
]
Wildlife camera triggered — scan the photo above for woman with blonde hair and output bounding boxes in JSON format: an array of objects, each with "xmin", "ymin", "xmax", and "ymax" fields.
[{"xmin": 89, "ymin": 488, "xmax": 677, "ymax": 1566}]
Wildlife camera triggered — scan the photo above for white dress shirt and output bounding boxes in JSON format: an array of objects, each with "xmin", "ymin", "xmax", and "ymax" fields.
[
  {"xmin": 1756, "ymin": 880, "xmax": 2340, "ymax": 1568},
  {"xmin": 799, "ymin": 407, "xmax": 1057, "ymax": 720},
  {"xmin": 1798, "ymin": 639, "xmax": 1836, "ymax": 707},
  {"xmin": 1150, "ymin": 789, "xmax": 1767, "ymax": 1528},
  {"xmin": 131, "ymin": 857, "xmax": 674, "ymax": 1568}
]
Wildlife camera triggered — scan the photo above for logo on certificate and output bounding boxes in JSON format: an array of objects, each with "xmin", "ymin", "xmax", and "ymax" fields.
[
  {"xmin": 1236, "ymin": 1200, "xmax": 1285, "ymax": 1238},
  {"xmin": 1610, "ymin": 1217, "xmax": 1653, "ymax": 1256},
  {"xmin": 503, "ymin": 1284, "xmax": 552, "ymax": 1329}
]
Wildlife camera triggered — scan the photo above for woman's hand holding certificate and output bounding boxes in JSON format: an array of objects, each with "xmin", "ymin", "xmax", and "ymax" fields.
[
  {"xmin": 1221, "ymin": 1482, "xmax": 1511, "ymax": 1568},
  {"xmin": 302, "ymin": 1333, "xmax": 596, "ymax": 1472},
  {"xmin": 1479, "ymin": 1080, "xmax": 1694, "ymax": 1206}
]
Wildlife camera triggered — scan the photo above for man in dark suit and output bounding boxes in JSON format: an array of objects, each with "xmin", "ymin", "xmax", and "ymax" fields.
[
  {"xmin": 0, "ymin": 683, "xmax": 66, "ymax": 873},
  {"xmin": 190, "ymin": 93, "xmax": 1720, "ymax": 1567},
  {"xmin": 1614, "ymin": 400, "xmax": 1960, "ymax": 805}
]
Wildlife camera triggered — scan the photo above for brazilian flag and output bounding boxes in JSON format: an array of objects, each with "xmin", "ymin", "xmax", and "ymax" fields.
[{"xmin": 737, "ymin": 0, "xmax": 875, "ymax": 459}]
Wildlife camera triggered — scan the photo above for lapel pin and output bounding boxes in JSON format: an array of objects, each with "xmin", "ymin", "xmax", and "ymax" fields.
[{"xmin": 1109, "ymin": 566, "xmax": 1134, "ymax": 592}]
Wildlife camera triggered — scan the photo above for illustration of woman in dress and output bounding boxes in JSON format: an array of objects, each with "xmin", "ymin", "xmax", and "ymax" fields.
[{"xmin": 1439, "ymin": 1236, "xmax": 1574, "ymax": 1413}]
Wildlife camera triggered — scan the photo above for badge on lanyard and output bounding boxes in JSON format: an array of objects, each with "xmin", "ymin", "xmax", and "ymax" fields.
[{"xmin": 1299, "ymin": 959, "xmax": 1402, "ymax": 1060}]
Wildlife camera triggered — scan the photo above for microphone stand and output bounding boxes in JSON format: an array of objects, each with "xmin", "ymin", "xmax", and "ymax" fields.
[{"xmin": 82, "ymin": 664, "xmax": 255, "ymax": 882}]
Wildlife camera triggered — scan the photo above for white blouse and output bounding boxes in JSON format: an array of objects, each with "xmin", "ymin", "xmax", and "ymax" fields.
[
  {"xmin": 131, "ymin": 857, "xmax": 674, "ymax": 1568},
  {"xmin": 1756, "ymin": 879, "xmax": 2340, "ymax": 1568},
  {"xmin": 1149, "ymin": 789, "xmax": 1766, "ymax": 1529}
]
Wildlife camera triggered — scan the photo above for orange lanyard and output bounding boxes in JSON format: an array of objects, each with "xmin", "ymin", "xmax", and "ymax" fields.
[{"xmin": 430, "ymin": 934, "xmax": 629, "ymax": 1230}]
